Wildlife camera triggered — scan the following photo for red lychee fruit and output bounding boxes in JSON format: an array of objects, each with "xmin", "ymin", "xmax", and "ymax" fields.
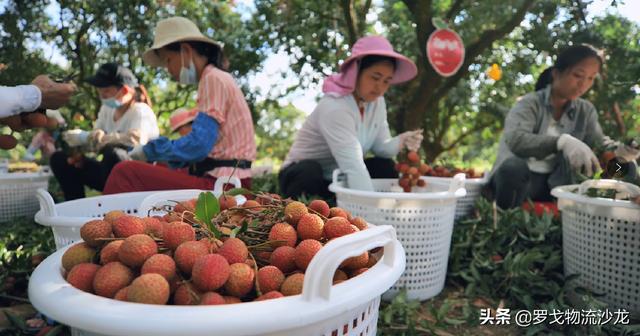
[
  {"xmin": 141, "ymin": 254, "xmax": 176, "ymax": 281},
  {"xmin": 340, "ymin": 252, "xmax": 369, "ymax": 270},
  {"xmin": 142, "ymin": 217, "xmax": 164, "ymax": 238},
  {"xmin": 255, "ymin": 291, "xmax": 284, "ymax": 301},
  {"xmin": 224, "ymin": 263, "xmax": 255, "ymax": 297},
  {"xmin": 174, "ymin": 240, "xmax": 209, "ymax": 275},
  {"xmin": 308, "ymin": 200, "xmax": 330, "ymax": 218},
  {"xmin": 257, "ymin": 266, "xmax": 285, "ymax": 294},
  {"xmin": 324, "ymin": 217, "xmax": 358, "ymax": 239},
  {"xmin": 407, "ymin": 151, "xmax": 419, "ymax": 163},
  {"xmin": 333, "ymin": 269, "xmax": 348, "ymax": 284},
  {"xmin": 350, "ymin": 217, "xmax": 368, "ymax": 231},
  {"xmin": 219, "ymin": 194, "xmax": 237, "ymax": 211},
  {"xmin": 268, "ymin": 223, "xmax": 297, "ymax": 248},
  {"xmin": 295, "ymin": 239, "xmax": 323, "ymax": 270},
  {"xmin": 242, "ymin": 200, "xmax": 262, "ymax": 210},
  {"xmin": 66, "ymin": 263, "xmax": 100, "ymax": 293},
  {"xmin": 61, "ymin": 242, "xmax": 96, "ymax": 272},
  {"xmin": 224, "ymin": 296, "xmax": 242, "ymax": 304},
  {"xmin": 191, "ymin": 254, "xmax": 230, "ymax": 292},
  {"xmin": 163, "ymin": 221, "xmax": 196, "ymax": 250},
  {"xmin": 269, "ymin": 246, "xmax": 297, "ymax": 273},
  {"xmin": 218, "ymin": 237, "xmax": 249, "ymax": 265},
  {"xmin": 112, "ymin": 215, "xmax": 146, "ymax": 238},
  {"xmin": 296, "ymin": 213, "xmax": 324, "ymax": 241},
  {"xmin": 349, "ymin": 268, "xmax": 369, "ymax": 278},
  {"xmin": 118, "ymin": 234, "xmax": 158, "ymax": 267},
  {"xmin": 281, "ymin": 273, "xmax": 304, "ymax": 296},
  {"xmin": 173, "ymin": 283, "xmax": 201, "ymax": 305},
  {"xmin": 284, "ymin": 201, "xmax": 308, "ymax": 225},
  {"xmin": 114, "ymin": 286, "xmax": 129, "ymax": 301},
  {"xmin": 127, "ymin": 273, "xmax": 170, "ymax": 305},
  {"xmin": 329, "ymin": 207, "xmax": 350, "ymax": 219},
  {"xmin": 80, "ymin": 219, "xmax": 112, "ymax": 247},
  {"xmin": 103, "ymin": 210, "xmax": 126, "ymax": 224},
  {"xmin": 199, "ymin": 292, "xmax": 225, "ymax": 305},
  {"xmin": 99, "ymin": 240, "xmax": 123, "ymax": 265},
  {"xmin": 93, "ymin": 261, "xmax": 134, "ymax": 298}
]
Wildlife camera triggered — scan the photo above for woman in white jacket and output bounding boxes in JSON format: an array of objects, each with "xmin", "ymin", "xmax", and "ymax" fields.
[{"xmin": 280, "ymin": 36, "xmax": 423, "ymax": 200}]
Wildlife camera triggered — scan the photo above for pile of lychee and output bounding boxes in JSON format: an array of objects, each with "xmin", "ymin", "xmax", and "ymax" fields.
[
  {"xmin": 60, "ymin": 196, "xmax": 378, "ymax": 306},
  {"xmin": 395, "ymin": 150, "xmax": 430, "ymax": 192}
]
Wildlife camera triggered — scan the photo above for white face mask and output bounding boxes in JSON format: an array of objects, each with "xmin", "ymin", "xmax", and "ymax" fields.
[{"xmin": 179, "ymin": 48, "xmax": 198, "ymax": 85}]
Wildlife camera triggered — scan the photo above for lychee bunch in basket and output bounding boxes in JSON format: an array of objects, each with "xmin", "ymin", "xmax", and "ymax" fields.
[
  {"xmin": 395, "ymin": 150, "xmax": 430, "ymax": 192},
  {"xmin": 60, "ymin": 192, "xmax": 381, "ymax": 305}
]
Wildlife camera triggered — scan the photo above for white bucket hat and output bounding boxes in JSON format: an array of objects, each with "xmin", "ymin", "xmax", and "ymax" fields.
[{"xmin": 143, "ymin": 17, "xmax": 223, "ymax": 67}]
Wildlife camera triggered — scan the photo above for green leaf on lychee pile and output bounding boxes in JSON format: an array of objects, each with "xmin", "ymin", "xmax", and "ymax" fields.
[
  {"xmin": 195, "ymin": 192, "xmax": 221, "ymax": 237},
  {"xmin": 229, "ymin": 221, "xmax": 249, "ymax": 238},
  {"xmin": 3, "ymin": 311, "xmax": 27, "ymax": 330},
  {"xmin": 225, "ymin": 187, "xmax": 252, "ymax": 196},
  {"xmin": 44, "ymin": 325, "xmax": 65, "ymax": 336}
]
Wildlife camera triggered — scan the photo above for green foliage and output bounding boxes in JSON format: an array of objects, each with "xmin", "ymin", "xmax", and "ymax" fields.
[
  {"xmin": 254, "ymin": 103, "xmax": 305, "ymax": 163},
  {"xmin": 194, "ymin": 191, "xmax": 220, "ymax": 236},
  {"xmin": 250, "ymin": 173, "xmax": 280, "ymax": 194}
]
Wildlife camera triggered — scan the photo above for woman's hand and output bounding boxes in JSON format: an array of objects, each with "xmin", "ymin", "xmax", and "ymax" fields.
[
  {"xmin": 399, "ymin": 129, "xmax": 423, "ymax": 152},
  {"xmin": 557, "ymin": 134, "xmax": 600, "ymax": 176}
]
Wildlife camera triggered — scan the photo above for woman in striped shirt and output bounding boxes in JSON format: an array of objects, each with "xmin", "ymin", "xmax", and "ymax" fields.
[{"xmin": 103, "ymin": 17, "xmax": 256, "ymax": 194}]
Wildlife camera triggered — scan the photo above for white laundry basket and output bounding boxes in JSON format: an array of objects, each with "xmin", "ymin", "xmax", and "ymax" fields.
[
  {"xmin": 328, "ymin": 170, "xmax": 466, "ymax": 301},
  {"xmin": 0, "ymin": 167, "xmax": 51, "ymax": 222},
  {"xmin": 423, "ymin": 176, "xmax": 487, "ymax": 220},
  {"xmin": 35, "ymin": 177, "xmax": 244, "ymax": 249},
  {"xmin": 28, "ymin": 225, "xmax": 405, "ymax": 336},
  {"xmin": 551, "ymin": 179, "xmax": 640, "ymax": 319}
]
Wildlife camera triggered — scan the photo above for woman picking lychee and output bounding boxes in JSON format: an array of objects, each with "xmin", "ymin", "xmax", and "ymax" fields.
[
  {"xmin": 103, "ymin": 17, "xmax": 256, "ymax": 193},
  {"xmin": 280, "ymin": 36, "xmax": 423, "ymax": 199}
]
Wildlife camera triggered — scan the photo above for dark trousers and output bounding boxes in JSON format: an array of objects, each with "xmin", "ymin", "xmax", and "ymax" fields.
[
  {"xmin": 50, "ymin": 144, "xmax": 124, "ymax": 200},
  {"xmin": 279, "ymin": 157, "xmax": 397, "ymax": 200},
  {"xmin": 488, "ymin": 157, "xmax": 555, "ymax": 209}
]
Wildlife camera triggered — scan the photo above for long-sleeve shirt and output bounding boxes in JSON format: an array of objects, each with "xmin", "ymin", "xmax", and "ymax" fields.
[
  {"xmin": 283, "ymin": 94, "xmax": 401, "ymax": 191},
  {"xmin": 93, "ymin": 102, "xmax": 159, "ymax": 148},
  {"xmin": 490, "ymin": 85, "xmax": 605, "ymax": 182},
  {"xmin": 0, "ymin": 85, "xmax": 41, "ymax": 118}
]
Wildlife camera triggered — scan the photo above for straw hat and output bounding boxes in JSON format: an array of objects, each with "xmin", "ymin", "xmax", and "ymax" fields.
[{"xmin": 143, "ymin": 17, "xmax": 222, "ymax": 67}]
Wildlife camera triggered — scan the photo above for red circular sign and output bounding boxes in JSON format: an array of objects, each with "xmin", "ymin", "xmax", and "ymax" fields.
[{"xmin": 426, "ymin": 28, "xmax": 465, "ymax": 77}]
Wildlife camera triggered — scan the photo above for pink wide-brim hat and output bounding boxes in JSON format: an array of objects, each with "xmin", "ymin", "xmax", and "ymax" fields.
[
  {"xmin": 169, "ymin": 108, "xmax": 198, "ymax": 132},
  {"xmin": 322, "ymin": 36, "xmax": 418, "ymax": 95}
]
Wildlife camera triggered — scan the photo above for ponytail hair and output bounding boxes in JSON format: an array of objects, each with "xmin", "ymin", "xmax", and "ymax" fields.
[
  {"xmin": 165, "ymin": 41, "xmax": 229, "ymax": 72},
  {"xmin": 134, "ymin": 84, "xmax": 152, "ymax": 108},
  {"xmin": 534, "ymin": 44, "xmax": 603, "ymax": 91}
]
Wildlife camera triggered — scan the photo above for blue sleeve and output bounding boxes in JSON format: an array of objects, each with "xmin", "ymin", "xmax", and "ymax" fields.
[{"xmin": 142, "ymin": 112, "xmax": 219, "ymax": 163}]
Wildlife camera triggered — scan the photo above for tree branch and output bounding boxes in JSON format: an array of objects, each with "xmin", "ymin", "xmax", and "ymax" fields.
[
  {"xmin": 340, "ymin": 0, "xmax": 358, "ymax": 46},
  {"xmin": 442, "ymin": 120, "xmax": 495, "ymax": 152},
  {"xmin": 445, "ymin": 0, "xmax": 465, "ymax": 20},
  {"xmin": 431, "ymin": 0, "xmax": 535, "ymax": 104}
]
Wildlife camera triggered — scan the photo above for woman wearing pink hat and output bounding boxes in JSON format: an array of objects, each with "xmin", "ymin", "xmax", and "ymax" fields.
[
  {"xmin": 280, "ymin": 35, "xmax": 423, "ymax": 199},
  {"xmin": 104, "ymin": 17, "xmax": 256, "ymax": 194}
]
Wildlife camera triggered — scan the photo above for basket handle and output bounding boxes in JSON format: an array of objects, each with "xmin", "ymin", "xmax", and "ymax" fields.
[
  {"xmin": 36, "ymin": 188, "xmax": 57, "ymax": 217},
  {"xmin": 448, "ymin": 173, "xmax": 466, "ymax": 197},
  {"xmin": 302, "ymin": 225, "xmax": 400, "ymax": 302},
  {"xmin": 212, "ymin": 176, "xmax": 242, "ymax": 197},
  {"xmin": 331, "ymin": 169, "xmax": 345, "ymax": 185},
  {"xmin": 577, "ymin": 179, "xmax": 640, "ymax": 197}
]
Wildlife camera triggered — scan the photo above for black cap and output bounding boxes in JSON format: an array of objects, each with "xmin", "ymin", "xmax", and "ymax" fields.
[{"xmin": 85, "ymin": 63, "xmax": 138, "ymax": 88}]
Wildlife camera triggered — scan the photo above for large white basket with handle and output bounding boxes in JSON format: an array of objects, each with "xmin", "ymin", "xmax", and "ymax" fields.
[
  {"xmin": 328, "ymin": 170, "xmax": 466, "ymax": 301},
  {"xmin": 422, "ymin": 176, "xmax": 487, "ymax": 220},
  {"xmin": 551, "ymin": 179, "xmax": 640, "ymax": 319},
  {"xmin": 0, "ymin": 166, "xmax": 51, "ymax": 222},
  {"xmin": 28, "ymin": 225, "xmax": 405, "ymax": 336},
  {"xmin": 35, "ymin": 177, "xmax": 244, "ymax": 249}
]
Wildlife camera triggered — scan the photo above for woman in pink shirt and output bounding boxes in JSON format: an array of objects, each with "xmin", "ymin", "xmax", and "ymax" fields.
[{"xmin": 104, "ymin": 17, "xmax": 256, "ymax": 193}]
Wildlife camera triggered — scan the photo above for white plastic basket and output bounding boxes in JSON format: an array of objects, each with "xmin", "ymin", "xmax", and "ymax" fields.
[
  {"xmin": 551, "ymin": 179, "xmax": 640, "ymax": 319},
  {"xmin": 28, "ymin": 225, "xmax": 405, "ymax": 336},
  {"xmin": 423, "ymin": 176, "xmax": 486, "ymax": 220},
  {"xmin": 35, "ymin": 176, "xmax": 244, "ymax": 250},
  {"xmin": 328, "ymin": 170, "xmax": 466, "ymax": 301},
  {"xmin": 0, "ymin": 167, "xmax": 51, "ymax": 222}
]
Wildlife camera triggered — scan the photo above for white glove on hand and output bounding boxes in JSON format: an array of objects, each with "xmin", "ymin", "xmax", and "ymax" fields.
[
  {"xmin": 62, "ymin": 129, "xmax": 90, "ymax": 147},
  {"xmin": 614, "ymin": 144, "xmax": 640, "ymax": 163},
  {"xmin": 399, "ymin": 129, "xmax": 424, "ymax": 152},
  {"xmin": 128, "ymin": 145, "xmax": 147, "ymax": 161},
  {"xmin": 557, "ymin": 134, "xmax": 600, "ymax": 177}
]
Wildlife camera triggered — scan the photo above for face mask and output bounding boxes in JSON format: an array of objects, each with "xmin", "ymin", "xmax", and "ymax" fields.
[
  {"xmin": 179, "ymin": 48, "xmax": 198, "ymax": 85},
  {"xmin": 102, "ymin": 97, "xmax": 123, "ymax": 109}
]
